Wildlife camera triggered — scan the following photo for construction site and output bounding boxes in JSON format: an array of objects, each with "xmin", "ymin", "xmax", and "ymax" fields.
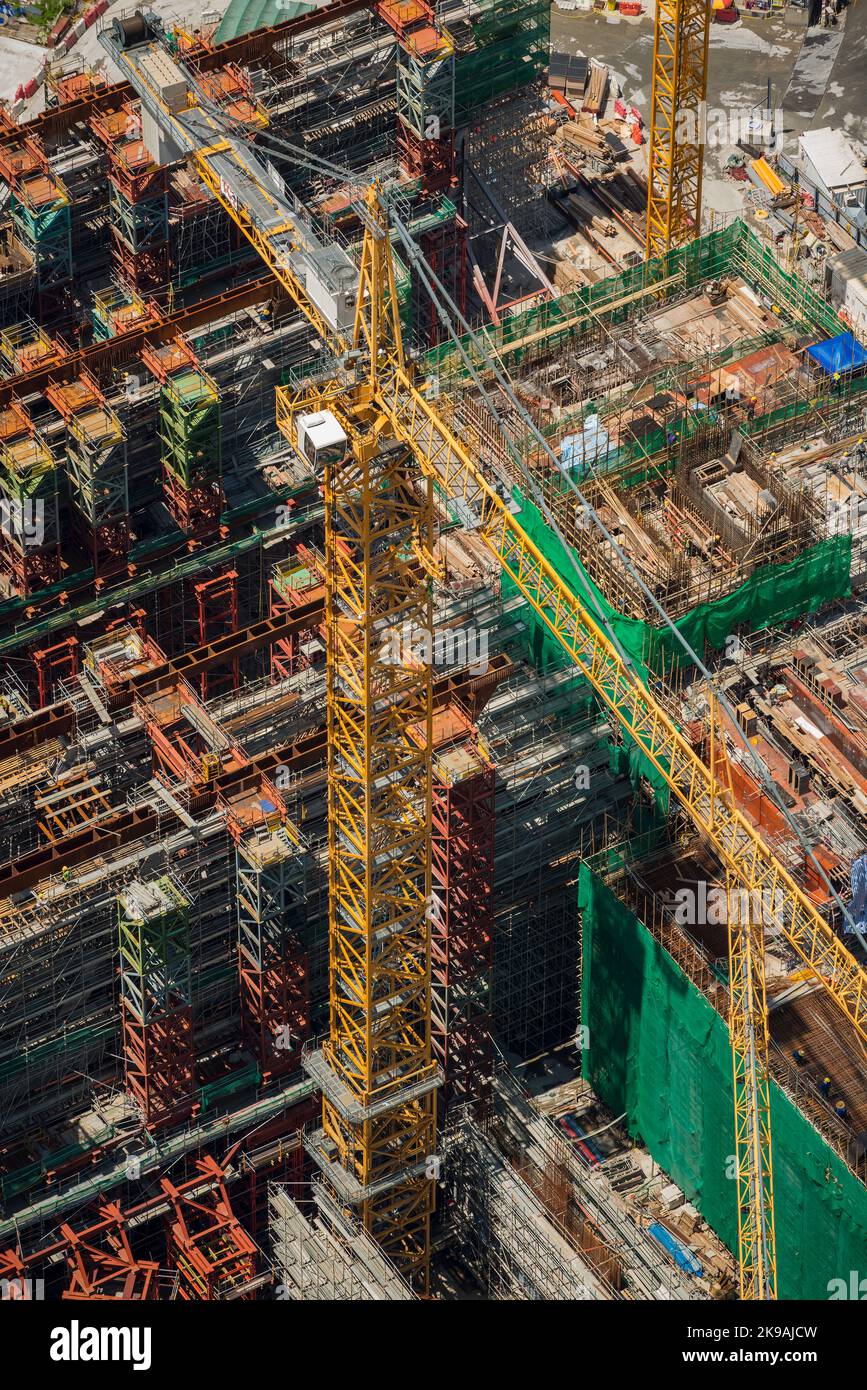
[{"xmin": 0, "ymin": 0, "xmax": 864, "ymax": 1313}]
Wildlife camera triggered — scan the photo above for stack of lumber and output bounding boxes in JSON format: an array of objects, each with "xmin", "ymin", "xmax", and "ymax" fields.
[
  {"xmin": 556, "ymin": 118, "xmax": 610, "ymax": 163},
  {"xmin": 582, "ymin": 60, "xmax": 609, "ymax": 115}
]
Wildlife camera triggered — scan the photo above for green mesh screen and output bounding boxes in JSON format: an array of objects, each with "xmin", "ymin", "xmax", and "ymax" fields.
[
  {"xmin": 579, "ymin": 865, "xmax": 867, "ymax": 1300},
  {"xmin": 504, "ymin": 489, "xmax": 851, "ymax": 673},
  {"xmin": 499, "ymin": 487, "xmax": 851, "ymax": 809}
]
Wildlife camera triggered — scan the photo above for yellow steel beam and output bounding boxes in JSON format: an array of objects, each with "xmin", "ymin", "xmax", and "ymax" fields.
[
  {"xmin": 375, "ymin": 366, "xmax": 867, "ymax": 1051},
  {"xmin": 646, "ymin": 0, "xmax": 711, "ymax": 259},
  {"xmin": 279, "ymin": 188, "xmax": 437, "ymax": 1291},
  {"xmin": 320, "ymin": 421, "xmax": 436, "ymax": 1289},
  {"xmin": 193, "ymin": 143, "xmax": 343, "ymax": 350},
  {"xmin": 727, "ymin": 871, "xmax": 777, "ymax": 1300}
]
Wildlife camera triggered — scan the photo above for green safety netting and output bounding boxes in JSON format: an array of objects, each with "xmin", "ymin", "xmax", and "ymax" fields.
[
  {"xmin": 424, "ymin": 219, "xmax": 845, "ymax": 381},
  {"xmin": 453, "ymin": 0, "xmax": 549, "ymax": 119},
  {"xmin": 579, "ymin": 865, "xmax": 867, "ymax": 1299},
  {"xmin": 500, "ymin": 486, "xmax": 851, "ymax": 808}
]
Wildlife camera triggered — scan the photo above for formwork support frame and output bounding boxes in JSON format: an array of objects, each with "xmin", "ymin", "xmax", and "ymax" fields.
[
  {"xmin": 431, "ymin": 745, "xmax": 495, "ymax": 1113},
  {"xmin": 236, "ymin": 826, "xmax": 309, "ymax": 1079},
  {"xmin": 117, "ymin": 876, "xmax": 196, "ymax": 1129}
]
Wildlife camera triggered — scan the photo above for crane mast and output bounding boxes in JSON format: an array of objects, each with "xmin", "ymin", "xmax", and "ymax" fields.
[
  {"xmin": 106, "ymin": 10, "xmax": 867, "ymax": 1301},
  {"xmin": 646, "ymin": 0, "xmax": 711, "ymax": 258},
  {"xmin": 300, "ymin": 202, "xmax": 440, "ymax": 1290}
]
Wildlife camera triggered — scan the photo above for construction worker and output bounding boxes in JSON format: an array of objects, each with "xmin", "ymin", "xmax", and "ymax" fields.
[
  {"xmin": 835, "ymin": 1098, "xmax": 849, "ymax": 1120},
  {"xmin": 819, "ymin": 1075, "xmax": 831, "ymax": 1098}
]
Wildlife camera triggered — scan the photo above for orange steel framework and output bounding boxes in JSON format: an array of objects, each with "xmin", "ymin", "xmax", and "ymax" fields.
[
  {"xmin": 163, "ymin": 1147, "xmax": 255, "ymax": 1303},
  {"xmin": 186, "ymin": 568, "xmax": 241, "ymax": 700},
  {"xmin": 0, "ymin": 1156, "xmax": 260, "ymax": 1300},
  {"xmin": 32, "ymin": 635, "xmax": 79, "ymax": 709},
  {"xmin": 645, "ymin": 0, "xmax": 711, "ymax": 259},
  {"xmin": 61, "ymin": 1205, "xmax": 162, "ymax": 1301}
]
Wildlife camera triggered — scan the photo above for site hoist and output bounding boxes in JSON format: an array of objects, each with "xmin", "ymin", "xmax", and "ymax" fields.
[{"xmin": 105, "ymin": 11, "xmax": 867, "ymax": 1300}]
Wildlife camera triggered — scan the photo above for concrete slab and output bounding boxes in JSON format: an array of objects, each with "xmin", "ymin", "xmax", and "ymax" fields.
[{"xmin": 0, "ymin": 32, "xmax": 49, "ymax": 103}]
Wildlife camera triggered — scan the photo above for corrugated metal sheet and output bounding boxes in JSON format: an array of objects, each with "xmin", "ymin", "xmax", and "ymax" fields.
[{"xmin": 215, "ymin": 0, "xmax": 318, "ymax": 43}]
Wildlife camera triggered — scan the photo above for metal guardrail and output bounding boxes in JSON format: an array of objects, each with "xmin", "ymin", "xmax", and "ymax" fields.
[{"xmin": 777, "ymin": 151, "xmax": 867, "ymax": 251}]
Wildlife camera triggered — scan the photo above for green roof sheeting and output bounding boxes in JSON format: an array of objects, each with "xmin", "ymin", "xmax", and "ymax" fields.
[{"xmin": 214, "ymin": 0, "xmax": 318, "ymax": 44}]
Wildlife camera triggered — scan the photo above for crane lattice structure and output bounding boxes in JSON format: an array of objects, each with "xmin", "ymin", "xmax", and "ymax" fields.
[
  {"xmin": 646, "ymin": 0, "xmax": 711, "ymax": 259},
  {"xmin": 104, "ymin": 9, "xmax": 867, "ymax": 1300}
]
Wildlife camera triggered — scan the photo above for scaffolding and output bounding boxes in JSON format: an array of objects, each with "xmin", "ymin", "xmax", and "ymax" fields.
[
  {"xmin": 448, "ymin": 0, "xmax": 550, "ymax": 120},
  {"xmin": 92, "ymin": 285, "xmax": 159, "ymax": 341},
  {"xmin": 46, "ymin": 373, "xmax": 130, "ymax": 579},
  {"xmin": 424, "ymin": 219, "xmax": 844, "ymax": 383},
  {"xmin": 269, "ymin": 1179, "xmax": 415, "ymax": 1300},
  {"xmin": 8, "ymin": 173, "xmax": 72, "ymax": 316},
  {"xmin": 269, "ymin": 554, "xmax": 325, "ymax": 680},
  {"xmin": 444, "ymin": 1116, "xmax": 604, "ymax": 1299},
  {"xmin": 89, "ymin": 102, "xmax": 171, "ymax": 298},
  {"xmin": 159, "ymin": 368, "xmax": 224, "ymax": 541},
  {"xmin": 0, "ymin": 229, "xmax": 36, "ymax": 329},
  {"xmin": 169, "ymin": 169, "xmax": 254, "ymax": 291},
  {"xmin": 465, "ymin": 90, "xmax": 559, "ymax": 245},
  {"xmin": 117, "ymin": 875, "xmax": 196, "ymax": 1130},
  {"xmin": 0, "ymin": 428, "xmax": 61, "ymax": 597},
  {"xmin": 431, "ymin": 726, "xmax": 495, "ymax": 1114},
  {"xmin": 380, "ymin": 0, "xmax": 456, "ymax": 197},
  {"xmin": 0, "ymin": 319, "xmax": 66, "ymax": 378},
  {"xmin": 236, "ymin": 822, "xmax": 309, "ymax": 1080}
]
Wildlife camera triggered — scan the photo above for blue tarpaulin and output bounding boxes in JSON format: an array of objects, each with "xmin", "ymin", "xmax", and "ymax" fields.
[
  {"xmin": 848, "ymin": 854, "xmax": 867, "ymax": 936},
  {"xmin": 805, "ymin": 332, "xmax": 867, "ymax": 376},
  {"xmin": 648, "ymin": 1221, "xmax": 703, "ymax": 1277}
]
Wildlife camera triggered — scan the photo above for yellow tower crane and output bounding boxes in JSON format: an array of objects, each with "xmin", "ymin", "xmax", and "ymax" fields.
[
  {"xmin": 105, "ymin": 11, "xmax": 867, "ymax": 1301},
  {"xmin": 646, "ymin": 0, "xmax": 711, "ymax": 259}
]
